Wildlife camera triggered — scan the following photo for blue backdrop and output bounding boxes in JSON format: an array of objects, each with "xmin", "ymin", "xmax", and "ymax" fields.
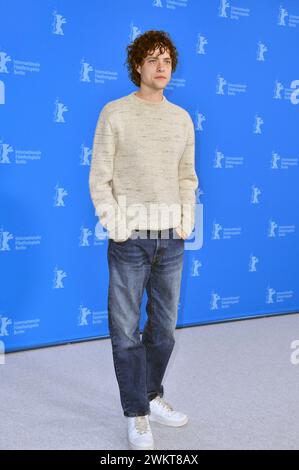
[{"xmin": 1, "ymin": 0, "xmax": 298, "ymax": 353}]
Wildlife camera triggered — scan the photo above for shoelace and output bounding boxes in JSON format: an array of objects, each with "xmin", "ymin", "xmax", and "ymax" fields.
[
  {"xmin": 155, "ymin": 396, "xmax": 174, "ymax": 412},
  {"xmin": 135, "ymin": 416, "xmax": 150, "ymax": 434}
]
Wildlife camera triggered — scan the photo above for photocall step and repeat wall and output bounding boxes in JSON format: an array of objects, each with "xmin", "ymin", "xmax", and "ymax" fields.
[{"xmin": 1, "ymin": 0, "xmax": 298, "ymax": 353}]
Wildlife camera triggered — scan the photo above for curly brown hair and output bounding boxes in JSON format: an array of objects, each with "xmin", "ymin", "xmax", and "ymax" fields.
[{"xmin": 125, "ymin": 30, "xmax": 179, "ymax": 87}]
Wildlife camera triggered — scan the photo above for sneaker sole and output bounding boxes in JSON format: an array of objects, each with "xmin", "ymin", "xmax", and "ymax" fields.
[
  {"xmin": 128, "ymin": 440, "xmax": 155, "ymax": 450},
  {"xmin": 148, "ymin": 414, "xmax": 189, "ymax": 427}
]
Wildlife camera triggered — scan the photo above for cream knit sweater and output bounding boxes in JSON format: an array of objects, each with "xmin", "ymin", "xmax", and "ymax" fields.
[{"xmin": 89, "ymin": 91, "xmax": 198, "ymax": 241}]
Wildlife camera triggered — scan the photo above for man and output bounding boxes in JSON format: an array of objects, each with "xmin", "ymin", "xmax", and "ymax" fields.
[{"xmin": 89, "ymin": 30, "xmax": 198, "ymax": 450}]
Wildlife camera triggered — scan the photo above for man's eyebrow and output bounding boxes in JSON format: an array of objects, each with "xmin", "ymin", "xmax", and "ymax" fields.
[{"xmin": 146, "ymin": 56, "xmax": 171, "ymax": 59}]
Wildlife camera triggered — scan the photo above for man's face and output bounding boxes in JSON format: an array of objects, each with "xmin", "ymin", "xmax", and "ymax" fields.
[{"xmin": 136, "ymin": 47, "xmax": 172, "ymax": 90}]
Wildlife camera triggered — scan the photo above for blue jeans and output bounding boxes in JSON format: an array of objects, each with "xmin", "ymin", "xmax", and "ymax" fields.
[{"xmin": 107, "ymin": 227, "xmax": 184, "ymax": 417}]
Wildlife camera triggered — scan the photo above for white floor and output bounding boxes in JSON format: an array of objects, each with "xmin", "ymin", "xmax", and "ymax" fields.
[{"xmin": 1, "ymin": 313, "xmax": 299, "ymax": 450}]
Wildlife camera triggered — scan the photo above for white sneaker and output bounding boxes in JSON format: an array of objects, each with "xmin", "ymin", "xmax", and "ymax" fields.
[
  {"xmin": 127, "ymin": 415, "xmax": 154, "ymax": 450},
  {"xmin": 149, "ymin": 396, "xmax": 188, "ymax": 427}
]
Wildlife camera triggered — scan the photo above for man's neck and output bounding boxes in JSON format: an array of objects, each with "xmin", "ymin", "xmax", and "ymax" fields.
[{"xmin": 134, "ymin": 88, "xmax": 164, "ymax": 103}]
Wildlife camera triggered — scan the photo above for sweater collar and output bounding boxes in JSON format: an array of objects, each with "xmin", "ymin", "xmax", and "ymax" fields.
[{"xmin": 129, "ymin": 91, "xmax": 167, "ymax": 106}]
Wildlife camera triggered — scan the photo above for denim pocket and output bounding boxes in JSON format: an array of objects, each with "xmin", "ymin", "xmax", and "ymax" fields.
[{"xmin": 111, "ymin": 236, "xmax": 131, "ymax": 245}]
